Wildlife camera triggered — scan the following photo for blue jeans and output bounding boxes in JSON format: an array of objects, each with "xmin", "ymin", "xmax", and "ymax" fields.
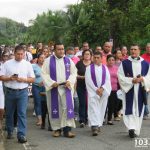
[
  {"xmin": 32, "ymin": 84, "xmax": 45, "ymax": 116},
  {"xmin": 5, "ymin": 88, "xmax": 28, "ymax": 138}
]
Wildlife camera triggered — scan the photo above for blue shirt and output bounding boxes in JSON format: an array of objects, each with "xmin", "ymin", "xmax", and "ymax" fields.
[{"xmin": 32, "ymin": 64, "xmax": 43, "ymax": 85}]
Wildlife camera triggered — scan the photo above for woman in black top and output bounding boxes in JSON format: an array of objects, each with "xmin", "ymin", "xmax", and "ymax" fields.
[{"xmin": 76, "ymin": 49, "xmax": 92, "ymax": 127}]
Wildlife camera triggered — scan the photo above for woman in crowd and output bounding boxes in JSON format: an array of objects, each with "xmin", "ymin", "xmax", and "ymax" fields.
[
  {"xmin": 113, "ymin": 49, "xmax": 123, "ymax": 67},
  {"xmin": 121, "ymin": 46, "xmax": 128, "ymax": 60},
  {"xmin": 107, "ymin": 55, "xmax": 121, "ymax": 125},
  {"xmin": 76, "ymin": 49, "xmax": 92, "ymax": 128},
  {"xmin": 32, "ymin": 54, "xmax": 45, "ymax": 126},
  {"xmin": 42, "ymin": 47, "xmax": 50, "ymax": 58}
]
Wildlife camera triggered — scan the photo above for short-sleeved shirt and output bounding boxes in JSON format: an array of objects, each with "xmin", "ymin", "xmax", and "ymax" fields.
[
  {"xmin": 2, "ymin": 59, "xmax": 35, "ymax": 89},
  {"xmin": 32, "ymin": 64, "xmax": 43, "ymax": 85}
]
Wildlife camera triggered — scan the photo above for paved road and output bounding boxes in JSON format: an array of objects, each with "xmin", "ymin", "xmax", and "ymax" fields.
[{"xmin": 1, "ymin": 99, "xmax": 150, "ymax": 150}]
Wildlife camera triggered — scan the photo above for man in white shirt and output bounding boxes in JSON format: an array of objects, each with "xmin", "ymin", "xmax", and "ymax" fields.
[{"xmin": 0, "ymin": 45, "xmax": 35, "ymax": 143}]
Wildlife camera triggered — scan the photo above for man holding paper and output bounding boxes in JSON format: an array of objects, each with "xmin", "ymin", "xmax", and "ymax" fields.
[{"xmin": 41, "ymin": 43, "xmax": 77, "ymax": 138}]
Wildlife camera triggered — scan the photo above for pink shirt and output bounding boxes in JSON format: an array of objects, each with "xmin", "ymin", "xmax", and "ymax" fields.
[
  {"xmin": 71, "ymin": 56, "xmax": 80, "ymax": 64},
  {"xmin": 101, "ymin": 51, "xmax": 111, "ymax": 65},
  {"xmin": 107, "ymin": 65, "xmax": 118, "ymax": 91}
]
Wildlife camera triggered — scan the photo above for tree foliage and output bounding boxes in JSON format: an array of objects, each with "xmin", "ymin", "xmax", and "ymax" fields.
[
  {"xmin": 0, "ymin": 17, "xmax": 27, "ymax": 45},
  {"xmin": 1, "ymin": 0, "xmax": 150, "ymax": 48}
]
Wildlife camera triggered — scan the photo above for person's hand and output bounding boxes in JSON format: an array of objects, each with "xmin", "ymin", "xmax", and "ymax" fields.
[
  {"xmin": 96, "ymin": 87, "xmax": 104, "ymax": 96},
  {"xmin": 10, "ymin": 75, "xmax": 18, "ymax": 81},
  {"xmin": 51, "ymin": 82, "xmax": 59, "ymax": 88},
  {"xmin": 65, "ymin": 81, "xmax": 71, "ymax": 89},
  {"xmin": 39, "ymin": 82, "xmax": 44, "ymax": 86},
  {"xmin": 132, "ymin": 77, "xmax": 143, "ymax": 84},
  {"xmin": 16, "ymin": 77, "xmax": 26, "ymax": 82}
]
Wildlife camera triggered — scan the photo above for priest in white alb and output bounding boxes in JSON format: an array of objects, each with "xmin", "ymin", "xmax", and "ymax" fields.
[
  {"xmin": 117, "ymin": 44, "xmax": 150, "ymax": 138},
  {"xmin": 85, "ymin": 51, "xmax": 111, "ymax": 136},
  {"xmin": 41, "ymin": 43, "xmax": 77, "ymax": 138}
]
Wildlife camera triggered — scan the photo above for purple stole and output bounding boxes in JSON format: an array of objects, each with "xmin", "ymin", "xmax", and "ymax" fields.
[
  {"xmin": 90, "ymin": 63, "xmax": 106, "ymax": 88},
  {"xmin": 49, "ymin": 55, "xmax": 74, "ymax": 119},
  {"xmin": 122, "ymin": 59, "xmax": 149, "ymax": 117}
]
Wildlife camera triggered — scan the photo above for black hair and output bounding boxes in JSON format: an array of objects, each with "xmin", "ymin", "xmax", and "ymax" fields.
[
  {"xmin": 107, "ymin": 54, "xmax": 115, "ymax": 61},
  {"xmin": 37, "ymin": 53, "xmax": 44, "ymax": 59},
  {"xmin": 54, "ymin": 42, "xmax": 63, "ymax": 50},
  {"xmin": 14, "ymin": 45, "xmax": 25, "ymax": 53},
  {"xmin": 82, "ymin": 49, "xmax": 93, "ymax": 57},
  {"xmin": 130, "ymin": 44, "xmax": 141, "ymax": 50},
  {"xmin": 93, "ymin": 51, "xmax": 102, "ymax": 57}
]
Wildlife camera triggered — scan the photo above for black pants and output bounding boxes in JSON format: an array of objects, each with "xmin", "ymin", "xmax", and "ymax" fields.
[
  {"xmin": 41, "ymin": 100, "xmax": 50, "ymax": 128},
  {"xmin": 107, "ymin": 91, "xmax": 119, "ymax": 121},
  {"xmin": 77, "ymin": 86, "xmax": 87, "ymax": 124}
]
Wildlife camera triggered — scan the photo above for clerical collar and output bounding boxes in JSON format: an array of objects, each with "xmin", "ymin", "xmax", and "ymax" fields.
[
  {"xmin": 54, "ymin": 54, "xmax": 64, "ymax": 59},
  {"xmin": 131, "ymin": 56, "xmax": 140, "ymax": 60}
]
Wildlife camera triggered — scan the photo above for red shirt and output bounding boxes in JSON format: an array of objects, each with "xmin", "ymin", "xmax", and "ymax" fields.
[{"xmin": 141, "ymin": 53, "xmax": 150, "ymax": 63}]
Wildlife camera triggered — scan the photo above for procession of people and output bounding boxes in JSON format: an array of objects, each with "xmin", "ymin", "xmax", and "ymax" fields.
[{"xmin": 0, "ymin": 42, "xmax": 150, "ymax": 144}]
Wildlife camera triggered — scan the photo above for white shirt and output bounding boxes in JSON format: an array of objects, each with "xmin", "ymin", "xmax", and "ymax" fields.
[
  {"xmin": 75, "ymin": 50, "xmax": 83, "ymax": 57},
  {"xmin": 2, "ymin": 59, "xmax": 35, "ymax": 89},
  {"xmin": 24, "ymin": 51, "xmax": 33, "ymax": 62}
]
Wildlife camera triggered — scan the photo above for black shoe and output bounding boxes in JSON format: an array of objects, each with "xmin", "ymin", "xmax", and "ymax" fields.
[
  {"xmin": 129, "ymin": 129, "xmax": 137, "ymax": 138},
  {"xmin": 7, "ymin": 133, "xmax": 14, "ymax": 139},
  {"xmin": 18, "ymin": 136, "xmax": 27, "ymax": 143}
]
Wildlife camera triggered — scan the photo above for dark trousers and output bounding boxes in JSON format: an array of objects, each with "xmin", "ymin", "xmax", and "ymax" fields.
[
  {"xmin": 107, "ymin": 91, "xmax": 119, "ymax": 121},
  {"xmin": 77, "ymin": 86, "xmax": 87, "ymax": 124},
  {"xmin": 14, "ymin": 107, "xmax": 17, "ymax": 127},
  {"xmin": 41, "ymin": 100, "xmax": 50, "ymax": 128}
]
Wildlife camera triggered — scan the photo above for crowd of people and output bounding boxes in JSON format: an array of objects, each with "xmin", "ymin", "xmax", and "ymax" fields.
[{"xmin": 0, "ymin": 41, "xmax": 150, "ymax": 143}]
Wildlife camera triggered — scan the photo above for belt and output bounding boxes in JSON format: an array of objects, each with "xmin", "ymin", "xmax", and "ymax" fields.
[{"xmin": 6, "ymin": 87, "xmax": 27, "ymax": 91}]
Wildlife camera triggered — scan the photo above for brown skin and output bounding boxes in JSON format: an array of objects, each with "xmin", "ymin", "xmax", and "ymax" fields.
[
  {"xmin": 95, "ymin": 46, "xmax": 102, "ymax": 52},
  {"xmin": 103, "ymin": 42, "xmax": 111, "ymax": 54},
  {"xmin": 107, "ymin": 57, "xmax": 115, "ymax": 67},
  {"xmin": 82, "ymin": 43, "xmax": 89, "ymax": 51},
  {"xmin": 130, "ymin": 45, "xmax": 144, "ymax": 84},
  {"xmin": 121, "ymin": 46, "xmax": 128, "ymax": 56},
  {"xmin": 93, "ymin": 54, "xmax": 104, "ymax": 96},
  {"xmin": 74, "ymin": 47, "xmax": 80, "ymax": 54},
  {"xmin": 51, "ymin": 44, "xmax": 71, "ymax": 89},
  {"xmin": 0, "ymin": 49, "xmax": 34, "ymax": 83}
]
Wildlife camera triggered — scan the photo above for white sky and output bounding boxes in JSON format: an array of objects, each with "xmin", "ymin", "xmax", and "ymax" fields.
[{"xmin": 0, "ymin": 0, "xmax": 81, "ymax": 26}]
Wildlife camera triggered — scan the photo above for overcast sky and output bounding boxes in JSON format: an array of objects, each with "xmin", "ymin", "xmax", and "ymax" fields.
[{"xmin": 0, "ymin": 0, "xmax": 81, "ymax": 26}]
